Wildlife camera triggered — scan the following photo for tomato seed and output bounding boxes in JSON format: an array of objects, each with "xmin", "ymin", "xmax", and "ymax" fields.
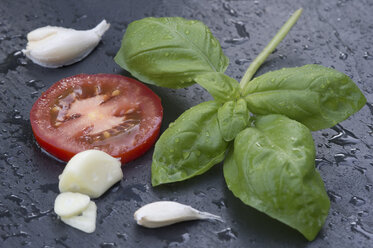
[
  {"xmin": 103, "ymin": 131, "xmax": 111, "ymax": 138},
  {"xmin": 52, "ymin": 106, "xmax": 60, "ymax": 112},
  {"xmin": 112, "ymin": 90, "xmax": 120, "ymax": 96}
]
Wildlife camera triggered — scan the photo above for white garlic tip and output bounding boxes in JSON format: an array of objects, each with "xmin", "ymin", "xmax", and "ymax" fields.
[
  {"xmin": 22, "ymin": 20, "xmax": 110, "ymax": 68},
  {"xmin": 61, "ymin": 201, "xmax": 97, "ymax": 233},
  {"xmin": 134, "ymin": 201, "xmax": 223, "ymax": 228},
  {"xmin": 54, "ymin": 192, "xmax": 90, "ymax": 218},
  {"xmin": 59, "ymin": 150, "xmax": 123, "ymax": 198}
]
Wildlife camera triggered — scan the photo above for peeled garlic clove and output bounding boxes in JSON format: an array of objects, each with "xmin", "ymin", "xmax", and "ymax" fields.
[
  {"xmin": 59, "ymin": 150, "xmax": 123, "ymax": 198},
  {"xmin": 22, "ymin": 20, "xmax": 110, "ymax": 68},
  {"xmin": 134, "ymin": 201, "xmax": 222, "ymax": 228},
  {"xmin": 61, "ymin": 201, "xmax": 97, "ymax": 233},
  {"xmin": 54, "ymin": 192, "xmax": 90, "ymax": 218}
]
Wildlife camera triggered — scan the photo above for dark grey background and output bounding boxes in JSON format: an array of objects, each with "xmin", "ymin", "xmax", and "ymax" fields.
[{"xmin": 0, "ymin": 0, "xmax": 372, "ymax": 247}]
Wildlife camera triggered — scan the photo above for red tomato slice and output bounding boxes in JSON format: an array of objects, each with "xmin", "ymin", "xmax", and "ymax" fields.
[{"xmin": 30, "ymin": 74, "xmax": 163, "ymax": 163}]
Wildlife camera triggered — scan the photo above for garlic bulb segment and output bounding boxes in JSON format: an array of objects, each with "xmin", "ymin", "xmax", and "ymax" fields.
[
  {"xmin": 54, "ymin": 192, "xmax": 90, "ymax": 218},
  {"xmin": 22, "ymin": 20, "xmax": 110, "ymax": 68},
  {"xmin": 61, "ymin": 201, "xmax": 97, "ymax": 233},
  {"xmin": 59, "ymin": 150, "xmax": 123, "ymax": 198},
  {"xmin": 134, "ymin": 201, "xmax": 222, "ymax": 228}
]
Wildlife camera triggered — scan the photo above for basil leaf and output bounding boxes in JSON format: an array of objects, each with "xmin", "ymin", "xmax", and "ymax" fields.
[
  {"xmin": 223, "ymin": 114, "xmax": 330, "ymax": 241},
  {"xmin": 194, "ymin": 72, "xmax": 240, "ymax": 102},
  {"xmin": 115, "ymin": 17, "xmax": 229, "ymax": 88},
  {"xmin": 242, "ymin": 64, "xmax": 366, "ymax": 130},
  {"xmin": 218, "ymin": 99, "xmax": 249, "ymax": 141},
  {"xmin": 152, "ymin": 101, "xmax": 228, "ymax": 186}
]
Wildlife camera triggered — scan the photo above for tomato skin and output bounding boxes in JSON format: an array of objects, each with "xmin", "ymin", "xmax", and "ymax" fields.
[{"xmin": 30, "ymin": 74, "xmax": 163, "ymax": 164}]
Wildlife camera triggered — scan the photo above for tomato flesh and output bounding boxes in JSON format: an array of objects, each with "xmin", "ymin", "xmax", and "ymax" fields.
[{"xmin": 30, "ymin": 74, "xmax": 163, "ymax": 163}]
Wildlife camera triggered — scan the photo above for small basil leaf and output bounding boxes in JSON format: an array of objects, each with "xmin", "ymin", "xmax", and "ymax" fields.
[
  {"xmin": 115, "ymin": 17, "xmax": 229, "ymax": 89},
  {"xmin": 223, "ymin": 114, "xmax": 330, "ymax": 241},
  {"xmin": 152, "ymin": 101, "xmax": 228, "ymax": 186},
  {"xmin": 194, "ymin": 72, "xmax": 240, "ymax": 102},
  {"xmin": 242, "ymin": 64, "xmax": 366, "ymax": 131},
  {"xmin": 218, "ymin": 99, "xmax": 249, "ymax": 141}
]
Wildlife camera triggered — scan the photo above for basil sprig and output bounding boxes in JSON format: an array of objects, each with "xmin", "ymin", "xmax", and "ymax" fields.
[{"xmin": 115, "ymin": 9, "xmax": 366, "ymax": 241}]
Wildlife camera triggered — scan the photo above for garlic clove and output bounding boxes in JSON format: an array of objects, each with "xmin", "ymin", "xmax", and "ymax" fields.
[
  {"xmin": 59, "ymin": 150, "xmax": 123, "ymax": 198},
  {"xmin": 22, "ymin": 20, "xmax": 110, "ymax": 68},
  {"xmin": 134, "ymin": 201, "xmax": 222, "ymax": 228},
  {"xmin": 54, "ymin": 192, "xmax": 90, "ymax": 218},
  {"xmin": 27, "ymin": 26, "xmax": 61, "ymax": 42},
  {"xmin": 61, "ymin": 201, "xmax": 97, "ymax": 233}
]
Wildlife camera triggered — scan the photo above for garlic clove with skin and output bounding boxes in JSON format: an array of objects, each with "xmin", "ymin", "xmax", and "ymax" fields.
[
  {"xmin": 22, "ymin": 20, "xmax": 110, "ymax": 68},
  {"xmin": 134, "ymin": 201, "xmax": 223, "ymax": 228}
]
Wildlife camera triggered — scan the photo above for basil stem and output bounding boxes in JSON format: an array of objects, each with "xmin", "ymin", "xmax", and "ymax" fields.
[{"xmin": 240, "ymin": 8, "xmax": 303, "ymax": 89}]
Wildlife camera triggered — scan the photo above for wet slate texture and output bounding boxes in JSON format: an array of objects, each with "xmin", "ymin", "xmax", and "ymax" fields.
[{"xmin": 0, "ymin": 0, "xmax": 373, "ymax": 247}]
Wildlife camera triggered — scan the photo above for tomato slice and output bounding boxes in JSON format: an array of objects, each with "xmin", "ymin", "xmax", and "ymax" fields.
[{"xmin": 30, "ymin": 74, "xmax": 163, "ymax": 163}]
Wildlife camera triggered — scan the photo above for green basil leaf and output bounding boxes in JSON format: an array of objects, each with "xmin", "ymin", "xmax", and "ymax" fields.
[
  {"xmin": 152, "ymin": 101, "xmax": 228, "ymax": 186},
  {"xmin": 114, "ymin": 17, "xmax": 229, "ymax": 88},
  {"xmin": 218, "ymin": 99, "xmax": 249, "ymax": 141},
  {"xmin": 223, "ymin": 114, "xmax": 330, "ymax": 241},
  {"xmin": 194, "ymin": 72, "xmax": 240, "ymax": 102},
  {"xmin": 242, "ymin": 64, "xmax": 366, "ymax": 130}
]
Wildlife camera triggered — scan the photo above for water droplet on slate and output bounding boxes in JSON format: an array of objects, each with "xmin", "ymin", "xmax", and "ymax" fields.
[
  {"xmin": 329, "ymin": 124, "xmax": 359, "ymax": 146},
  {"xmin": 100, "ymin": 242, "xmax": 116, "ymax": 248},
  {"xmin": 339, "ymin": 52, "xmax": 348, "ymax": 60},
  {"xmin": 5, "ymin": 194, "xmax": 24, "ymax": 205},
  {"xmin": 212, "ymin": 198, "xmax": 227, "ymax": 208},
  {"xmin": 25, "ymin": 79, "xmax": 45, "ymax": 91},
  {"xmin": 334, "ymin": 153, "xmax": 357, "ymax": 166},
  {"xmin": 194, "ymin": 190, "xmax": 206, "ymax": 197},
  {"xmin": 224, "ymin": 37, "xmax": 247, "ymax": 45},
  {"xmin": 222, "ymin": 3, "xmax": 238, "ymax": 17},
  {"xmin": 363, "ymin": 51, "xmax": 373, "ymax": 60},
  {"xmin": 357, "ymin": 210, "xmax": 369, "ymax": 217},
  {"xmin": 217, "ymin": 228, "xmax": 238, "ymax": 241},
  {"xmin": 1, "ymin": 231, "xmax": 30, "ymax": 241},
  {"xmin": 351, "ymin": 221, "xmax": 373, "ymax": 239},
  {"xmin": 327, "ymin": 190, "xmax": 342, "ymax": 202},
  {"xmin": 349, "ymin": 196, "xmax": 366, "ymax": 206},
  {"xmin": 116, "ymin": 232, "xmax": 128, "ymax": 240},
  {"xmin": 235, "ymin": 58, "xmax": 250, "ymax": 65},
  {"xmin": 353, "ymin": 165, "xmax": 367, "ymax": 174},
  {"xmin": 365, "ymin": 184, "xmax": 373, "ymax": 191},
  {"xmin": 315, "ymin": 157, "xmax": 332, "ymax": 168},
  {"xmin": 232, "ymin": 21, "xmax": 250, "ymax": 39}
]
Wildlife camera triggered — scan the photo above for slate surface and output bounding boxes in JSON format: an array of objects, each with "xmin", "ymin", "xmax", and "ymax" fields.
[{"xmin": 0, "ymin": 0, "xmax": 372, "ymax": 247}]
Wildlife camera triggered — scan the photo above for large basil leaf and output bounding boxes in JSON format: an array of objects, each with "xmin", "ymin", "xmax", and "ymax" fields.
[
  {"xmin": 152, "ymin": 101, "xmax": 228, "ymax": 186},
  {"xmin": 115, "ymin": 17, "xmax": 229, "ymax": 88},
  {"xmin": 223, "ymin": 114, "xmax": 330, "ymax": 241},
  {"xmin": 218, "ymin": 98, "xmax": 249, "ymax": 141},
  {"xmin": 242, "ymin": 64, "xmax": 366, "ymax": 130},
  {"xmin": 194, "ymin": 72, "xmax": 240, "ymax": 103}
]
